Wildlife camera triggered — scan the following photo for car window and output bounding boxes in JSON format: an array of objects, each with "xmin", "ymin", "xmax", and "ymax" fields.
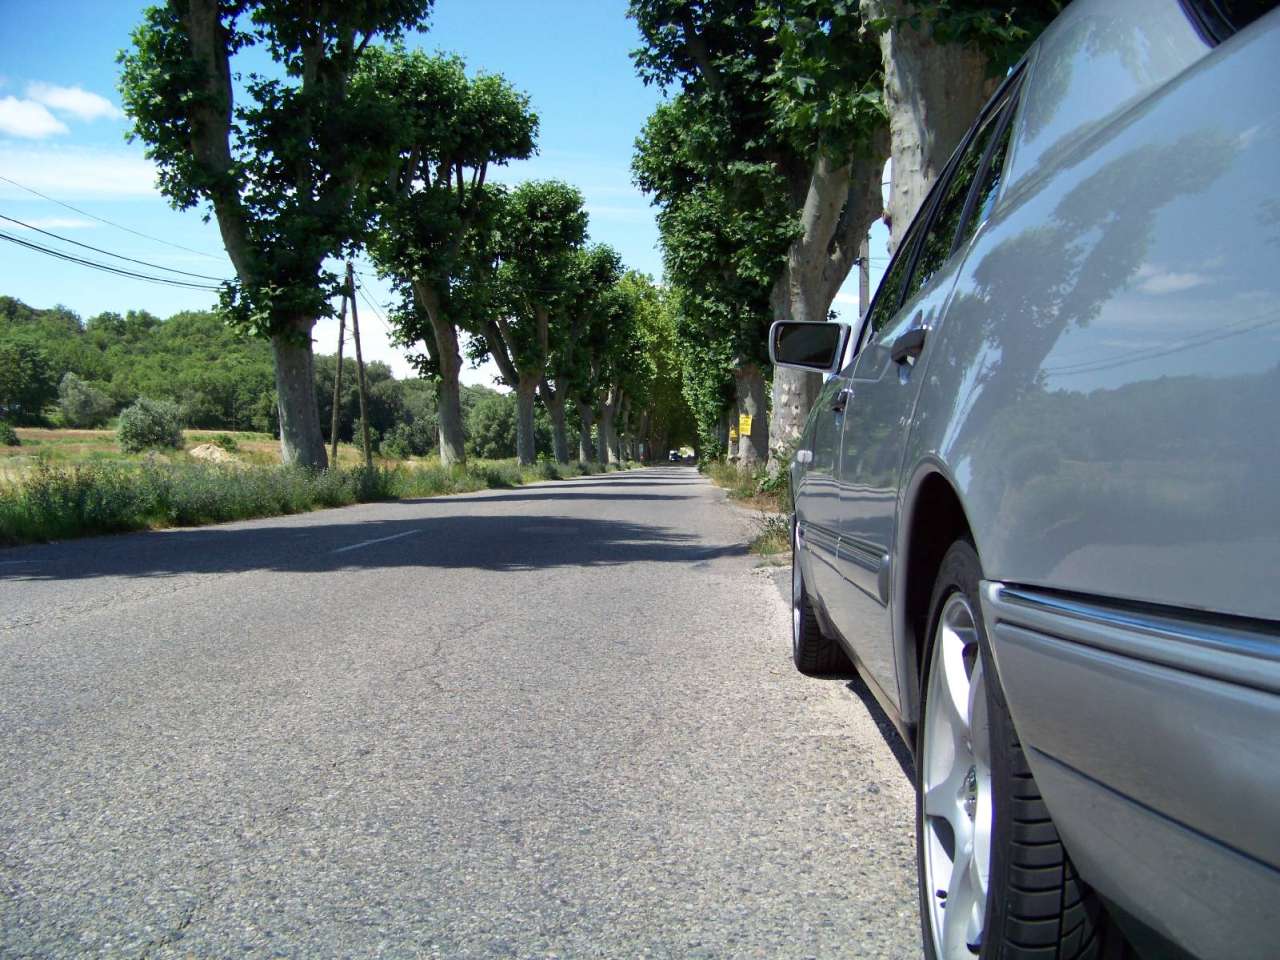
[
  {"xmin": 905, "ymin": 99, "xmax": 1012, "ymax": 304},
  {"xmin": 952, "ymin": 103, "xmax": 1017, "ymax": 253},
  {"xmin": 1185, "ymin": 0, "xmax": 1280, "ymax": 41},
  {"xmin": 856, "ymin": 214, "xmax": 926, "ymax": 353}
]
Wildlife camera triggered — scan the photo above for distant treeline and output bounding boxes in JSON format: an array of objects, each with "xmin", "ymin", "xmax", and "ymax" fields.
[{"xmin": 0, "ymin": 295, "xmax": 565, "ymax": 460}]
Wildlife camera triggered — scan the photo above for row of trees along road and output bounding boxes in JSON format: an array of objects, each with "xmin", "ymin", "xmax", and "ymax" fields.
[
  {"xmin": 630, "ymin": 0, "xmax": 1063, "ymax": 469},
  {"xmin": 119, "ymin": 1, "xmax": 692, "ymax": 469}
]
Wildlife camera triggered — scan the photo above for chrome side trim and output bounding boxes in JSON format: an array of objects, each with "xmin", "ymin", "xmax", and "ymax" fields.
[{"xmin": 990, "ymin": 584, "xmax": 1280, "ymax": 694}]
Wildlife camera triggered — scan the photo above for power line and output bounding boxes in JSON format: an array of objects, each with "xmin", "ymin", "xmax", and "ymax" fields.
[
  {"xmin": 0, "ymin": 212, "xmax": 232, "ymax": 283},
  {"xmin": 0, "ymin": 172, "xmax": 227, "ymax": 262},
  {"xmin": 352, "ymin": 268, "xmax": 397, "ymax": 337},
  {"xmin": 0, "ymin": 229, "xmax": 223, "ymax": 291}
]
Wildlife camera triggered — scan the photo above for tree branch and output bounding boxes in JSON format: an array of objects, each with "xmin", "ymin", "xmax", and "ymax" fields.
[{"xmin": 181, "ymin": 0, "xmax": 254, "ymax": 281}]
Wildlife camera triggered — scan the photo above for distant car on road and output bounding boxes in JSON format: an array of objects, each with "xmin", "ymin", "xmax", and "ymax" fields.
[
  {"xmin": 668, "ymin": 450, "xmax": 681, "ymax": 462},
  {"xmin": 772, "ymin": 2, "xmax": 1280, "ymax": 958}
]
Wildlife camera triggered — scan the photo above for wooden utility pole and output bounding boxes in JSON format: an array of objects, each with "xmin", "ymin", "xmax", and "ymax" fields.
[
  {"xmin": 859, "ymin": 235, "xmax": 871, "ymax": 319},
  {"xmin": 329, "ymin": 291, "xmax": 348, "ymax": 466},
  {"xmin": 346, "ymin": 262, "xmax": 373, "ymax": 470}
]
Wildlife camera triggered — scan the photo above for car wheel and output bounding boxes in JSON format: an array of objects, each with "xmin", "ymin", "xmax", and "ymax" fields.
[
  {"xmin": 917, "ymin": 540, "xmax": 1111, "ymax": 960},
  {"xmin": 791, "ymin": 519, "xmax": 852, "ymax": 675}
]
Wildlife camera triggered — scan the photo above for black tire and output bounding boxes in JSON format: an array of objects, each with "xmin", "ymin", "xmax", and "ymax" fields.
[
  {"xmin": 917, "ymin": 540, "xmax": 1123, "ymax": 960},
  {"xmin": 791, "ymin": 520, "xmax": 852, "ymax": 675}
]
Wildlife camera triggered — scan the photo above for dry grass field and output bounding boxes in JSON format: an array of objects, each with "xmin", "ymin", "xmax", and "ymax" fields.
[{"xmin": 0, "ymin": 428, "xmax": 392, "ymax": 487}]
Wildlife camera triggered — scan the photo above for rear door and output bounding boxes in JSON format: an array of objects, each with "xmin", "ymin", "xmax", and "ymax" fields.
[{"xmin": 824, "ymin": 79, "xmax": 1023, "ymax": 704}]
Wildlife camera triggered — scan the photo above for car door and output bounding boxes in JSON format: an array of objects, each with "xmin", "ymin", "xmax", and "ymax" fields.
[
  {"xmin": 795, "ymin": 360, "xmax": 854, "ymax": 603},
  {"xmin": 824, "ymin": 79, "xmax": 1023, "ymax": 706}
]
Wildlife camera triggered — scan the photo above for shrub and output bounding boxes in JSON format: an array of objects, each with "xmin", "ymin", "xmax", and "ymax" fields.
[
  {"xmin": 118, "ymin": 397, "xmax": 184, "ymax": 453},
  {"xmin": 382, "ymin": 419, "xmax": 434, "ymax": 459},
  {"xmin": 211, "ymin": 433, "xmax": 239, "ymax": 452},
  {"xmin": 0, "ymin": 421, "xmax": 18, "ymax": 446},
  {"xmin": 466, "ymin": 394, "xmax": 517, "ymax": 459},
  {"xmin": 350, "ymin": 418, "xmax": 380, "ymax": 453},
  {"xmin": 58, "ymin": 373, "xmax": 115, "ymax": 428}
]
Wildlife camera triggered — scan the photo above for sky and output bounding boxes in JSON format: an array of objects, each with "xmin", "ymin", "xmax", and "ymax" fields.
[{"xmin": 0, "ymin": 0, "xmax": 886, "ymax": 389}]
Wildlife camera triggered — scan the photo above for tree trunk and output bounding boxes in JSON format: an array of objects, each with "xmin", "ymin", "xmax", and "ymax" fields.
[
  {"xmin": 515, "ymin": 372, "xmax": 539, "ymax": 466},
  {"xmin": 735, "ymin": 364, "xmax": 767, "ymax": 468},
  {"xmin": 576, "ymin": 400, "xmax": 597, "ymax": 462},
  {"xmin": 542, "ymin": 383, "xmax": 570, "ymax": 464},
  {"xmin": 271, "ymin": 316, "xmax": 328, "ymax": 468},
  {"xmin": 863, "ymin": 0, "xmax": 992, "ymax": 253},
  {"xmin": 618, "ymin": 395, "xmax": 632, "ymax": 462},
  {"xmin": 599, "ymin": 390, "xmax": 619, "ymax": 464},
  {"xmin": 767, "ymin": 132, "xmax": 890, "ymax": 472},
  {"xmin": 414, "ymin": 280, "xmax": 467, "ymax": 466}
]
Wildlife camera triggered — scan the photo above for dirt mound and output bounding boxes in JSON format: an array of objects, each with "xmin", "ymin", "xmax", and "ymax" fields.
[{"xmin": 188, "ymin": 443, "xmax": 238, "ymax": 464}]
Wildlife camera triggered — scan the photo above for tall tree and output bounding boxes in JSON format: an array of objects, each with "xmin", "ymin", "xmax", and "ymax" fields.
[
  {"xmin": 861, "ymin": 1, "xmax": 1062, "ymax": 250},
  {"xmin": 480, "ymin": 181, "xmax": 587, "ymax": 466},
  {"xmin": 542, "ymin": 244, "xmax": 624, "ymax": 464},
  {"xmin": 358, "ymin": 48, "xmax": 537, "ymax": 465},
  {"xmin": 631, "ymin": 0, "xmax": 888, "ymax": 467},
  {"xmin": 119, "ymin": 0, "xmax": 431, "ymax": 468}
]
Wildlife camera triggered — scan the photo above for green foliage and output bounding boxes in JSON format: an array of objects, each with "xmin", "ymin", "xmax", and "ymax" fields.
[
  {"xmin": 863, "ymin": 1, "xmax": 1065, "ymax": 75},
  {"xmin": 360, "ymin": 47, "xmax": 538, "ymax": 384},
  {"xmin": 749, "ymin": 512, "xmax": 792, "ymax": 557},
  {"xmin": 4, "ymin": 299, "xmax": 276, "ymax": 431},
  {"xmin": 0, "ymin": 340, "xmax": 57, "ymax": 424},
  {"xmin": 211, "ymin": 433, "xmax": 240, "ymax": 452},
  {"xmin": 466, "ymin": 393, "xmax": 517, "ymax": 459},
  {"xmin": 118, "ymin": 0, "xmax": 434, "ymax": 338},
  {"xmin": 57, "ymin": 373, "xmax": 115, "ymax": 428},
  {"xmin": 630, "ymin": 1, "xmax": 886, "ymax": 448},
  {"xmin": 0, "ymin": 422, "xmax": 18, "ymax": 446},
  {"xmin": 382, "ymin": 419, "xmax": 435, "ymax": 459},
  {"xmin": 118, "ymin": 397, "xmax": 184, "ymax": 453}
]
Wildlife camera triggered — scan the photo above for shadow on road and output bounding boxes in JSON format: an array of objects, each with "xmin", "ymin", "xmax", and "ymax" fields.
[
  {"xmin": 845, "ymin": 673, "xmax": 916, "ymax": 783},
  {"xmin": 2, "ymin": 512, "xmax": 746, "ymax": 583}
]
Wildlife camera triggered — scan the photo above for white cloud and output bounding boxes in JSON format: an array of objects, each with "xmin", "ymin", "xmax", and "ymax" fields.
[
  {"xmin": 25, "ymin": 82, "xmax": 121, "ymax": 121},
  {"xmin": 0, "ymin": 144, "xmax": 158, "ymax": 197},
  {"xmin": 0, "ymin": 97, "xmax": 68, "ymax": 139},
  {"xmin": 1135, "ymin": 264, "xmax": 1210, "ymax": 296},
  {"xmin": 5, "ymin": 216, "xmax": 97, "ymax": 231}
]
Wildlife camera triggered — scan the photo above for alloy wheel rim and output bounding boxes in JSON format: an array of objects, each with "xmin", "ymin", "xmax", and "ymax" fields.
[{"xmin": 922, "ymin": 592, "xmax": 993, "ymax": 959}]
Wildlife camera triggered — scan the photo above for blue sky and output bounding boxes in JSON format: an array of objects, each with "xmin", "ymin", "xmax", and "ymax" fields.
[{"xmin": 0, "ymin": 0, "xmax": 883, "ymax": 385}]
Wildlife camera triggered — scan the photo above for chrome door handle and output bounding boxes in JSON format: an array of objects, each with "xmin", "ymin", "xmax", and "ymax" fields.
[{"xmin": 831, "ymin": 387, "xmax": 852, "ymax": 413}]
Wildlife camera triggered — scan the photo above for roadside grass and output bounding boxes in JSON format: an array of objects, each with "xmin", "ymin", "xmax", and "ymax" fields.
[
  {"xmin": 749, "ymin": 512, "xmax": 792, "ymax": 558},
  {"xmin": 0, "ymin": 443, "xmax": 634, "ymax": 547},
  {"xmin": 701, "ymin": 460, "xmax": 794, "ymax": 558}
]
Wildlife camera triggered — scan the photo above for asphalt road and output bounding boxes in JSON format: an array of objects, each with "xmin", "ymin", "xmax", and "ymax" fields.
[{"xmin": 0, "ymin": 466, "xmax": 920, "ymax": 959}]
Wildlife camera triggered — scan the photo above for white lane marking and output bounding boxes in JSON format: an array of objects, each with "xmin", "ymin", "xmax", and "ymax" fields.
[
  {"xmin": 330, "ymin": 529, "xmax": 420, "ymax": 555},
  {"xmin": 0, "ymin": 560, "xmax": 31, "ymax": 566}
]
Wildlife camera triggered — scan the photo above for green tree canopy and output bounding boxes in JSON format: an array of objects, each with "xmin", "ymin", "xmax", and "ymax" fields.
[{"xmin": 119, "ymin": 0, "xmax": 433, "ymax": 467}]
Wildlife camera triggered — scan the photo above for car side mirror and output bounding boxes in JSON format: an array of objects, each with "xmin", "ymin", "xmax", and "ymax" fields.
[{"xmin": 768, "ymin": 320, "xmax": 852, "ymax": 374}]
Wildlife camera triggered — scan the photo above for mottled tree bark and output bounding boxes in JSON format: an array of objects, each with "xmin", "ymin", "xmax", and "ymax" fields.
[
  {"xmin": 576, "ymin": 399, "xmax": 597, "ymax": 462},
  {"xmin": 768, "ymin": 132, "xmax": 890, "ymax": 472},
  {"xmin": 415, "ymin": 281, "xmax": 466, "ymax": 466},
  {"xmin": 735, "ymin": 364, "xmax": 768, "ymax": 467},
  {"xmin": 541, "ymin": 380, "xmax": 570, "ymax": 464},
  {"xmin": 863, "ymin": 0, "xmax": 992, "ymax": 253},
  {"xmin": 271, "ymin": 316, "xmax": 328, "ymax": 469},
  {"xmin": 598, "ymin": 388, "xmax": 621, "ymax": 464},
  {"xmin": 515, "ymin": 372, "xmax": 539, "ymax": 466}
]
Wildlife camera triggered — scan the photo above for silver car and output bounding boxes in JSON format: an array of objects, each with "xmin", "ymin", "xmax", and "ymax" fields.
[{"xmin": 771, "ymin": 2, "xmax": 1280, "ymax": 958}]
